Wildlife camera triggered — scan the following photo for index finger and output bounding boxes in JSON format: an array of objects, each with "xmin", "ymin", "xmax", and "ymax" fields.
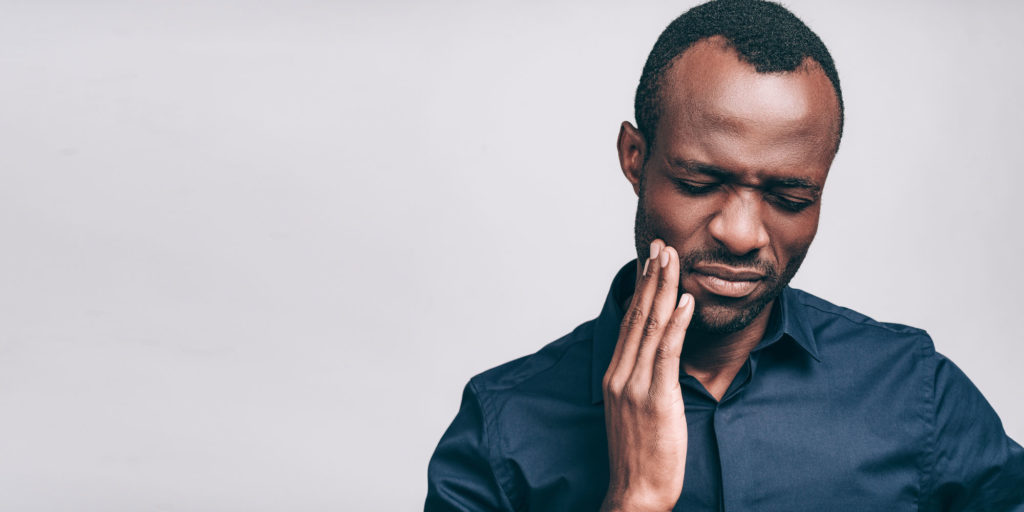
[
  {"xmin": 629, "ymin": 245, "xmax": 682, "ymax": 386},
  {"xmin": 605, "ymin": 240, "xmax": 664, "ymax": 383},
  {"xmin": 651, "ymin": 292, "xmax": 694, "ymax": 392}
]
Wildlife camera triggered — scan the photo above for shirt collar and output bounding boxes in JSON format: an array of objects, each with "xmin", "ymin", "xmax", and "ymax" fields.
[{"xmin": 590, "ymin": 260, "xmax": 821, "ymax": 404}]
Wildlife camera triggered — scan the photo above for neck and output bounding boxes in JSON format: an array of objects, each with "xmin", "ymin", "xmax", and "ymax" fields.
[{"xmin": 680, "ymin": 301, "xmax": 775, "ymax": 401}]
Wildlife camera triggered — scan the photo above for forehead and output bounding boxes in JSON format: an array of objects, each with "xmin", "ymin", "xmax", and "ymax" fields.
[{"xmin": 655, "ymin": 37, "xmax": 840, "ymax": 180}]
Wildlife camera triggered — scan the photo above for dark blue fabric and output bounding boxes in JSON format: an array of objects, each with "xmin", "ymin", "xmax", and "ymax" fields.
[{"xmin": 426, "ymin": 261, "xmax": 1024, "ymax": 511}]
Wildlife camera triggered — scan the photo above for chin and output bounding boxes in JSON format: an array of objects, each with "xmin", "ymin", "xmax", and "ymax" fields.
[
  {"xmin": 689, "ymin": 290, "xmax": 776, "ymax": 335},
  {"xmin": 691, "ymin": 305, "xmax": 761, "ymax": 334}
]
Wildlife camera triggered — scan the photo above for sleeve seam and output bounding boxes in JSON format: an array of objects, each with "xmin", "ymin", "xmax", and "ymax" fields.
[
  {"xmin": 471, "ymin": 378, "xmax": 520, "ymax": 511},
  {"xmin": 918, "ymin": 333, "xmax": 939, "ymax": 509}
]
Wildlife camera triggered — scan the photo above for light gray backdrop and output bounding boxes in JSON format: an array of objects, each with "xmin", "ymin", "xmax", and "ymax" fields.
[{"xmin": 1, "ymin": 1, "xmax": 1021, "ymax": 510}]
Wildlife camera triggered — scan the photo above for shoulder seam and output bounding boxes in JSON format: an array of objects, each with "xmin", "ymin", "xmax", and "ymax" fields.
[
  {"xmin": 473, "ymin": 326, "xmax": 593, "ymax": 394},
  {"xmin": 798, "ymin": 299, "xmax": 926, "ymax": 336}
]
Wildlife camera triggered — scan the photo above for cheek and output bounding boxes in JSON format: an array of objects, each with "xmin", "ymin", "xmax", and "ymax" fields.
[
  {"xmin": 768, "ymin": 210, "xmax": 820, "ymax": 262},
  {"xmin": 643, "ymin": 193, "xmax": 708, "ymax": 245},
  {"xmin": 644, "ymin": 185, "xmax": 712, "ymax": 240}
]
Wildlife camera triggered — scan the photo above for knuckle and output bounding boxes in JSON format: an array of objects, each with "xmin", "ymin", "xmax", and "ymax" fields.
[
  {"xmin": 608, "ymin": 386, "xmax": 624, "ymax": 401},
  {"xmin": 642, "ymin": 316, "xmax": 661, "ymax": 336},
  {"xmin": 623, "ymin": 307, "xmax": 644, "ymax": 329},
  {"xmin": 624, "ymin": 383, "xmax": 647, "ymax": 403},
  {"xmin": 655, "ymin": 342, "xmax": 674, "ymax": 360},
  {"xmin": 604, "ymin": 376, "xmax": 625, "ymax": 396},
  {"xmin": 648, "ymin": 393, "xmax": 669, "ymax": 412}
]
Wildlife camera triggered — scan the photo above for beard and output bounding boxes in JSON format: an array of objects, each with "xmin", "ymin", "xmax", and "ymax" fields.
[{"xmin": 633, "ymin": 189, "xmax": 807, "ymax": 336}]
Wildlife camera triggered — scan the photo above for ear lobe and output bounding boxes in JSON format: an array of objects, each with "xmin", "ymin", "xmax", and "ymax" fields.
[{"xmin": 616, "ymin": 121, "xmax": 646, "ymax": 197}]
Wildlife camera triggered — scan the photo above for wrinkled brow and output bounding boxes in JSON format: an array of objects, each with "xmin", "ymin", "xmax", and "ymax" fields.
[{"xmin": 669, "ymin": 158, "xmax": 821, "ymax": 192}]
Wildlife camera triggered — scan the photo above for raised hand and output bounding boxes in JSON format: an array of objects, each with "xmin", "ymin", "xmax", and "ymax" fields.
[{"xmin": 600, "ymin": 240, "xmax": 695, "ymax": 512}]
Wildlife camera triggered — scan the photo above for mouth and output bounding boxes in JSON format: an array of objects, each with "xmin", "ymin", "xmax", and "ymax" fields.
[{"xmin": 690, "ymin": 263, "xmax": 765, "ymax": 298}]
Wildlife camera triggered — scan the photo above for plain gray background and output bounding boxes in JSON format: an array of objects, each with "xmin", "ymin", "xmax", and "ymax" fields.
[{"xmin": 1, "ymin": 1, "xmax": 1021, "ymax": 510}]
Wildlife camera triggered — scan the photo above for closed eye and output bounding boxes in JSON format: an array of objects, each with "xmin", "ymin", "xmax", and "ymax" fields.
[
  {"xmin": 673, "ymin": 179, "xmax": 719, "ymax": 195},
  {"xmin": 767, "ymin": 193, "xmax": 813, "ymax": 213}
]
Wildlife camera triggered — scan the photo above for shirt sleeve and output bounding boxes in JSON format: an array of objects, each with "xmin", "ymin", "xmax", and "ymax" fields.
[
  {"xmin": 425, "ymin": 381, "xmax": 514, "ymax": 512},
  {"xmin": 923, "ymin": 352, "xmax": 1024, "ymax": 511}
]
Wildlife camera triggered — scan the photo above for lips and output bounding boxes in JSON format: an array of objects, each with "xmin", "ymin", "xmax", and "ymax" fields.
[{"xmin": 690, "ymin": 263, "xmax": 765, "ymax": 298}]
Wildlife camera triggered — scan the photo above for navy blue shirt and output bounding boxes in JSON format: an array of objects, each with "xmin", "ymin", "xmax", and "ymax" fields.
[{"xmin": 426, "ymin": 261, "xmax": 1024, "ymax": 511}]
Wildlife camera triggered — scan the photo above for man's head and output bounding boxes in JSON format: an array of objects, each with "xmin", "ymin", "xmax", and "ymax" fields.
[{"xmin": 618, "ymin": 0, "xmax": 842, "ymax": 335}]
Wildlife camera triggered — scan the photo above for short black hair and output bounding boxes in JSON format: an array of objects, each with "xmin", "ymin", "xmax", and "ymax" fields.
[{"xmin": 635, "ymin": 0, "xmax": 844, "ymax": 154}]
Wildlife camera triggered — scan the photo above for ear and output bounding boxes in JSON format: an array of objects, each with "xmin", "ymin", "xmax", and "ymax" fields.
[{"xmin": 617, "ymin": 121, "xmax": 647, "ymax": 197}]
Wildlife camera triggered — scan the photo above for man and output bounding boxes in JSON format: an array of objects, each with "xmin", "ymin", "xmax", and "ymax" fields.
[{"xmin": 425, "ymin": 0, "xmax": 1024, "ymax": 510}]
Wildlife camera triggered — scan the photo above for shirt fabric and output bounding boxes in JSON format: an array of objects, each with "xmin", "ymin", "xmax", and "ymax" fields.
[{"xmin": 425, "ymin": 260, "xmax": 1024, "ymax": 511}]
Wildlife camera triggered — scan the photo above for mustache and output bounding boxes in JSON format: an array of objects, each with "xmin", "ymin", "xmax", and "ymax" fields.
[{"xmin": 680, "ymin": 249, "xmax": 780, "ymax": 280}]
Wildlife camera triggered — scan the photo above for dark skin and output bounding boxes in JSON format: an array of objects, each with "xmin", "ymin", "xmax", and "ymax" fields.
[{"xmin": 600, "ymin": 37, "xmax": 841, "ymax": 512}]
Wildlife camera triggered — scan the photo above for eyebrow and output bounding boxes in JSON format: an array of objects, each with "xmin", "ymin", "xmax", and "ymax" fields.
[{"xmin": 669, "ymin": 158, "xmax": 822, "ymax": 192}]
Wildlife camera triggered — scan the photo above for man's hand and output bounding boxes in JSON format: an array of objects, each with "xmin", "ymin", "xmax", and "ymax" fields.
[{"xmin": 600, "ymin": 240, "xmax": 694, "ymax": 512}]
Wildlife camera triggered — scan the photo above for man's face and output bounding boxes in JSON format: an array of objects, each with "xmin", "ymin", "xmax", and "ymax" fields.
[{"xmin": 621, "ymin": 37, "xmax": 840, "ymax": 335}]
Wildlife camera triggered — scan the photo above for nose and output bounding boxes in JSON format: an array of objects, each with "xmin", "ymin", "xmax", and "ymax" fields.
[{"xmin": 707, "ymin": 188, "xmax": 770, "ymax": 256}]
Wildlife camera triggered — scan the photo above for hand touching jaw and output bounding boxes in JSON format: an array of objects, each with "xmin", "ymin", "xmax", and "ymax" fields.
[{"xmin": 601, "ymin": 240, "xmax": 694, "ymax": 512}]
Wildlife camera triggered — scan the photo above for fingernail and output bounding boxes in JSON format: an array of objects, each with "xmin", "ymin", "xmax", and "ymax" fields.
[
  {"xmin": 660, "ymin": 248, "xmax": 670, "ymax": 268},
  {"xmin": 642, "ymin": 258, "xmax": 651, "ymax": 277},
  {"xmin": 678, "ymin": 293, "xmax": 691, "ymax": 308},
  {"xmin": 649, "ymin": 241, "xmax": 660, "ymax": 261}
]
